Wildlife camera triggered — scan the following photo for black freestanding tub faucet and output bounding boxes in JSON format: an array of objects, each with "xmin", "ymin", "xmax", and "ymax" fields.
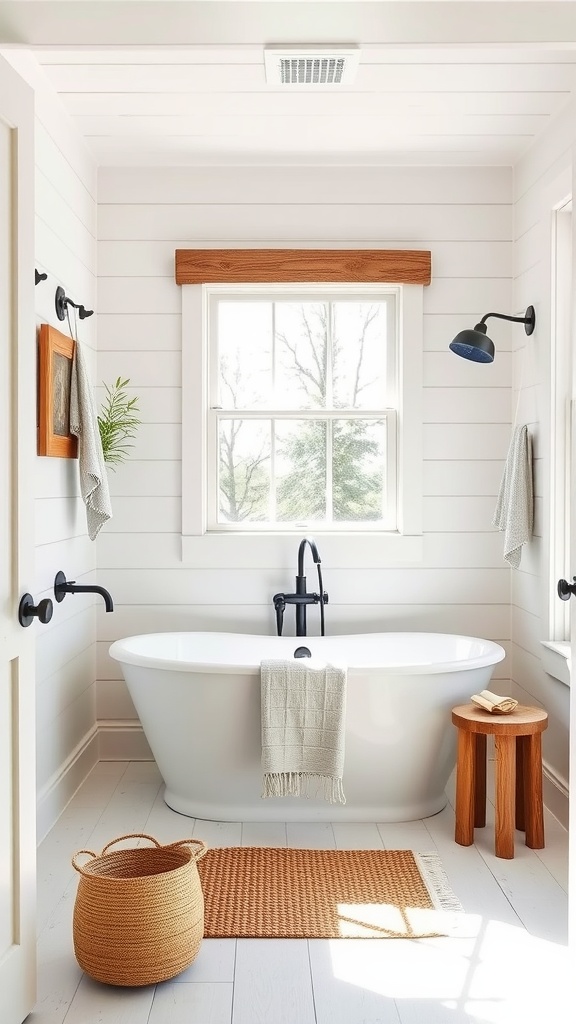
[{"xmin": 272, "ymin": 537, "xmax": 328, "ymax": 637}]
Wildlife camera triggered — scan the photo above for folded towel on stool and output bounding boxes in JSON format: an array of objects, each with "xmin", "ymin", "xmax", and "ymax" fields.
[{"xmin": 470, "ymin": 689, "xmax": 519, "ymax": 714}]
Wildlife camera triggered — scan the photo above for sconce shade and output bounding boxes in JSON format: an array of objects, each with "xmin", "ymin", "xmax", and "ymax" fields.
[
  {"xmin": 449, "ymin": 324, "xmax": 495, "ymax": 363},
  {"xmin": 449, "ymin": 306, "xmax": 535, "ymax": 363}
]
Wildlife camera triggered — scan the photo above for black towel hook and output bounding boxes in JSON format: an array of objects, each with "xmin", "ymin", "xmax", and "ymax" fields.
[{"xmin": 55, "ymin": 284, "xmax": 94, "ymax": 321}]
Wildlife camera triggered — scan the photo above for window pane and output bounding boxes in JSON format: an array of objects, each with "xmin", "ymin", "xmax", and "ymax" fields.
[
  {"xmin": 218, "ymin": 302, "xmax": 272, "ymax": 408},
  {"xmin": 275, "ymin": 419, "xmax": 326, "ymax": 521},
  {"xmin": 332, "ymin": 302, "xmax": 388, "ymax": 409},
  {"xmin": 275, "ymin": 302, "xmax": 328, "ymax": 409},
  {"xmin": 218, "ymin": 419, "xmax": 270, "ymax": 522},
  {"xmin": 332, "ymin": 419, "xmax": 386, "ymax": 521}
]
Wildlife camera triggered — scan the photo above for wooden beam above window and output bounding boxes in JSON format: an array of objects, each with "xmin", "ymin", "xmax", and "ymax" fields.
[{"xmin": 175, "ymin": 248, "xmax": 431, "ymax": 286}]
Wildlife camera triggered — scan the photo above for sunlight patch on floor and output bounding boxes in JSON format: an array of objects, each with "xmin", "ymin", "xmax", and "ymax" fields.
[{"xmin": 328, "ymin": 916, "xmax": 570, "ymax": 1021}]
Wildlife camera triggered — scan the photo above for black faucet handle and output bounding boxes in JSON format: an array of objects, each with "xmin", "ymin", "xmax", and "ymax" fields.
[
  {"xmin": 273, "ymin": 593, "xmax": 285, "ymax": 636},
  {"xmin": 54, "ymin": 570, "xmax": 71, "ymax": 602}
]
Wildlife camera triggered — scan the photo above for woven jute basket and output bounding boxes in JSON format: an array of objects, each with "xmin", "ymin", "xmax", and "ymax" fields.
[{"xmin": 71, "ymin": 833, "xmax": 207, "ymax": 987}]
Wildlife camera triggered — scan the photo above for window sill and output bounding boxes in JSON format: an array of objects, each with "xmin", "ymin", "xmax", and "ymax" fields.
[
  {"xmin": 181, "ymin": 532, "xmax": 423, "ymax": 568},
  {"xmin": 540, "ymin": 640, "xmax": 571, "ymax": 687}
]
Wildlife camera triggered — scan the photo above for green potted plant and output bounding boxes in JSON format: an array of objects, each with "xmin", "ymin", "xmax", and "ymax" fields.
[{"xmin": 97, "ymin": 377, "xmax": 141, "ymax": 469}]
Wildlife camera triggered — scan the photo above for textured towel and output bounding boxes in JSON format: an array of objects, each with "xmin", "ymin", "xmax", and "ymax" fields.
[
  {"xmin": 70, "ymin": 341, "xmax": 112, "ymax": 540},
  {"xmin": 470, "ymin": 689, "xmax": 519, "ymax": 714},
  {"xmin": 493, "ymin": 424, "xmax": 533, "ymax": 568},
  {"xmin": 261, "ymin": 659, "xmax": 347, "ymax": 804}
]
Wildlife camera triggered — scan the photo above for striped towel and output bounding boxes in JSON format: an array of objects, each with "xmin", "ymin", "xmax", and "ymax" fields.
[
  {"xmin": 261, "ymin": 659, "xmax": 347, "ymax": 804},
  {"xmin": 493, "ymin": 424, "xmax": 533, "ymax": 568}
]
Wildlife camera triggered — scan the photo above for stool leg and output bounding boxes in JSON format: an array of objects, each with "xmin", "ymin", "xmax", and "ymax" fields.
[
  {"xmin": 515, "ymin": 736, "xmax": 525, "ymax": 831},
  {"xmin": 455, "ymin": 729, "xmax": 475, "ymax": 847},
  {"xmin": 474, "ymin": 733, "xmax": 487, "ymax": 828},
  {"xmin": 495, "ymin": 735, "xmax": 515, "ymax": 859},
  {"xmin": 523, "ymin": 733, "xmax": 545, "ymax": 850}
]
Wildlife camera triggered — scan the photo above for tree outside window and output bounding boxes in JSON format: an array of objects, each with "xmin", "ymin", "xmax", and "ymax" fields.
[{"xmin": 211, "ymin": 293, "xmax": 397, "ymax": 531}]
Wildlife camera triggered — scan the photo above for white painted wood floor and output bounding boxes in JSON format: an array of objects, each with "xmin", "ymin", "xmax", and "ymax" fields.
[{"xmin": 29, "ymin": 760, "xmax": 569, "ymax": 1024}]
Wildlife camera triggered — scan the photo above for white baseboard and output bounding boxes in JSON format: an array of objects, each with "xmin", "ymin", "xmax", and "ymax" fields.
[
  {"xmin": 542, "ymin": 759, "xmax": 569, "ymax": 830},
  {"xmin": 36, "ymin": 725, "xmax": 99, "ymax": 843},
  {"xmin": 98, "ymin": 719, "xmax": 153, "ymax": 761}
]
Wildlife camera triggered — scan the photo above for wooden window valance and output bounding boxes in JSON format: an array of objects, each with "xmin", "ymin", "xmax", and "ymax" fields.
[{"xmin": 175, "ymin": 249, "xmax": 431, "ymax": 286}]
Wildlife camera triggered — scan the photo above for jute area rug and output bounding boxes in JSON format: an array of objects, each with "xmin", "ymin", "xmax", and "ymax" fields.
[{"xmin": 197, "ymin": 847, "xmax": 463, "ymax": 939}]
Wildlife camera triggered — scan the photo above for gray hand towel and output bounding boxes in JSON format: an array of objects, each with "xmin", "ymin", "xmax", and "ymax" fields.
[
  {"xmin": 493, "ymin": 424, "xmax": 533, "ymax": 568},
  {"xmin": 70, "ymin": 341, "xmax": 112, "ymax": 541},
  {"xmin": 261, "ymin": 658, "xmax": 347, "ymax": 804}
]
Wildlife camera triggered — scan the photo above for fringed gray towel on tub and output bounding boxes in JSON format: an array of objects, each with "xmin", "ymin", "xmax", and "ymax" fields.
[
  {"xmin": 261, "ymin": 658, "xmax": 347, "ymax": 804},
  {"xmin": 493, "ymin": 424, "xmax": 533, "ymax": 568}
]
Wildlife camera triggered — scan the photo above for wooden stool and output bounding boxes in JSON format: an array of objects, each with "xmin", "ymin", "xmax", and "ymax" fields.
[{"xmin": 451, "ymin": 703, "xmax": 548, "ymax": 859}]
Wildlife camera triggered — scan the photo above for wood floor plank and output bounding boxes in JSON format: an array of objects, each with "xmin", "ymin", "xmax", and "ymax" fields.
[
  {"xmin": 143, "ymin": 788, "xmax": 198, "ymax": 844},
  {"xmin": 232, "ymin": 940, "xmax": 315, "ymax": 1024},
  {"xmin": 286, "ymin": 822, "xmax": 336, "ymax": 848},
  {"xmin": 193, "ymin": 820, "xmax": 242, "ymax": 848},
  {"xmin": 241, "ymin": 822, "xmax": 288, "ymax": 847},
  {"xmin": 61, "ymin": 974, "xmax": 155, "ymax": 1024},
  {"xmin": 332, "ymin": 823, "xmax": 384, "ymax": 849},
  {"xmin": 309, "ymin": 939, "xmax": 402, "ymax": 1024},
  {"xmin": 172, "ymin": 941, "xmax": 237, "ymax": 984},
  {"xmin": 148, "ymin": 982, "xmax": 233, "ymax": 1024},
  {"xmin": 32, "ymin": 886, "xmax": 83, "ymax": 1024}
]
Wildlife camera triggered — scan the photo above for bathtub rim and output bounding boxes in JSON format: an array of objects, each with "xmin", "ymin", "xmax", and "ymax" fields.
[{"xmin": 108, "ymin": 630, "xmax": 506, "ymax": 676}]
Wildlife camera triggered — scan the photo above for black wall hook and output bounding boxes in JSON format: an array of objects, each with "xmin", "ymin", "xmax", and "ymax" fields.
[
  {"xmin": 55, "ymin": 284, "xmax": 94, "ymax": 321},
  {"xmin": 35, "ymin": 269, "xmax": 48, "ymax": 285}
]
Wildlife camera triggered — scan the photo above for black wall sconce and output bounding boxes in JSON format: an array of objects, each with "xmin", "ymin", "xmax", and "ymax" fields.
[
  {"xmin": 35, "ymin": 269, "xmax": 47, "ymax": 285},
  {"xmin": 55, "ymin": 284, "xmax": 94, "ymax": 321},
  {"xmin": 449, "ymin": 305, "xmax": 536, "ymax": 363}
]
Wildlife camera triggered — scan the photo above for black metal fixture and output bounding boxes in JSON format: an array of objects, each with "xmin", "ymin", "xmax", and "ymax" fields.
[
  {"xmin": 35, "ymin": 269, "xmax": 48, "ymax": 285},
  {"xmin": 54, "ymin": 570, "xmax": 114, "ymax": 612},
  {"xmin": 557, "ymin": 576, "xmax": 576, "ymax": 601},
  {"xmin": 449, "ymin": 305, "xmax": 536, "ymax": 363},
  {"xmin": 55, "ymin": 285, "xmax": 94, "ymax": 322},
  {"xmin": 18, "ymin": 593, "xmax": 53, "ymax": 627},
  {"xmin": 273, "ymin": 537, "xmax": 328, "ymax": 637}
]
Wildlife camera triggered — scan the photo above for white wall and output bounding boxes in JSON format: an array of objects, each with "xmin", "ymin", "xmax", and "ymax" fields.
[
  {"xmin": 511, "ymin": 99, "xmax": 576, "ymax": 827},
  {"xmin": 5, "ymin": 54, "xmax": 101, "ymax": 839},
  {"xmin": 96, "ymin": 164, "xmax": 514, "ymax": 749}
]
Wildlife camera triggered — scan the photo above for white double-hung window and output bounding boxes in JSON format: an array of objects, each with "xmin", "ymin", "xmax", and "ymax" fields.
[
  {"xmin": 181, "ymin": 280, "xmax": 423, "ymax": 562},
  {"xmin": 210, "ymin": 286, "xmax": 397, "ymax": 531}
]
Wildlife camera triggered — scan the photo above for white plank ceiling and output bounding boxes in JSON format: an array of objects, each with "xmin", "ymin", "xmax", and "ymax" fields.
[{"xmin": 5, "ymin": 2, "xmax": 576, "ymax": 165}]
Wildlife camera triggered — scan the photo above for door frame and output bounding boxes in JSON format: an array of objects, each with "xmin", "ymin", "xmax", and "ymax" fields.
[{"xmin": 0, "ymin": 53, "xmax": 37, "ymax": 1024}]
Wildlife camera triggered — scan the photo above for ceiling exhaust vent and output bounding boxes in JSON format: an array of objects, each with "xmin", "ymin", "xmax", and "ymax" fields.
[{"xmin": 264, "ymin": 46, "xmax": 359, "ymax": 86}]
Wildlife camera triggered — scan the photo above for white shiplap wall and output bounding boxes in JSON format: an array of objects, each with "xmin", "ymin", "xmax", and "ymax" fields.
[
  {"xmin": 96, "ymin": 164, "xmax": 514, "ymax": 742},
  {"xmin": 511, "ymin": 98, "xmax": 576, "ymax": 827},
  {"xmin": 6, "ymin": 54, "xmax": 100, "ymax": 839}
]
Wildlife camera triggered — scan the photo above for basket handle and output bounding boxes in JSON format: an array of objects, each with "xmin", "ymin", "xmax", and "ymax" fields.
[
  {"xmin": 100, "ymin": 833, "xmax": 162, "ymax": 856},
  {"xmin": 168, "ymin": 838, "xmax": 208, "ymax": 863},
  {"xmin": 71, "ymin": 849, "xmax": 98, "ymax": 875}
]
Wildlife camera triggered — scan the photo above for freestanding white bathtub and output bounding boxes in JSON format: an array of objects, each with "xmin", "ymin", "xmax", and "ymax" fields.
[{"xmin": 109, "ymin": 631, "xmax": 505, "ymax": 823}]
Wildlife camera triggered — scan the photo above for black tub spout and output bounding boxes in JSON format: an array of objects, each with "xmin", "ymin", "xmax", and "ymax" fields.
[{"xmin": 54, "ymin": 571, "xmax": 114, "ymax": 612}]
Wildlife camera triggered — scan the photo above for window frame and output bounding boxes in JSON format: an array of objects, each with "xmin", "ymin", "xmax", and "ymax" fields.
[
  {"xmin": 181, "ymin": 281, "xmax": 423, "ymax": 567},
  {"xmin": 206, "ymin": 286, "xmax": 399, "ymax": 533},
  {"xmin": 547, "ymin": 194, "xmax": 572, "ymax": 652}
]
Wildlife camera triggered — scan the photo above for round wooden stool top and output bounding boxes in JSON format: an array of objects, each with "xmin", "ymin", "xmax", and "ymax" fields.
[{"xmin": 452, "ymin": 703, "xmax": 548, "ymax": 737}]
